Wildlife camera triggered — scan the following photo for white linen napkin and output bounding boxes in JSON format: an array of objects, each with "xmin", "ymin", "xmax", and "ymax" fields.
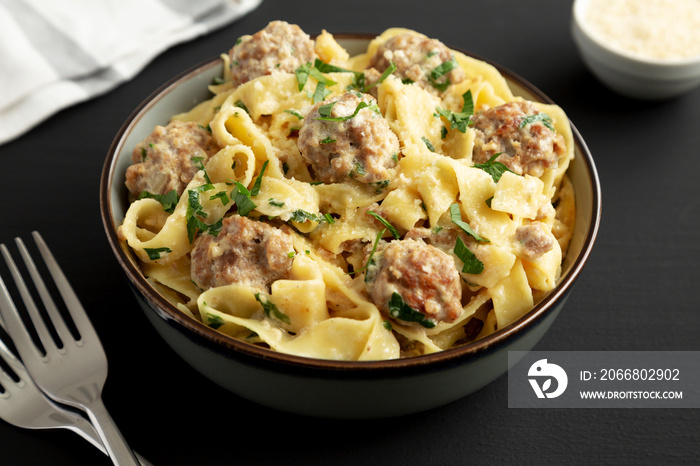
[{"xmin": 0, "ymin": 0, "xmax": 261, "ymax": 146}]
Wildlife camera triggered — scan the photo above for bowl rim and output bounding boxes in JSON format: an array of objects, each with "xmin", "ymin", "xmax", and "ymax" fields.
[
  {"xmin": 100, "ymin": 33, "xmax": 602, "ymax": 372},
  {"xmin": 572, "ymin": 0, "xmax": 700, "ymax": 67}
]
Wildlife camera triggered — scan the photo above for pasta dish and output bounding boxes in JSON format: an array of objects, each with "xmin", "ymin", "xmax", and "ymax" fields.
[{"xmin": 117, "ymin": 22, "xmax": 576, "ymax": 361}]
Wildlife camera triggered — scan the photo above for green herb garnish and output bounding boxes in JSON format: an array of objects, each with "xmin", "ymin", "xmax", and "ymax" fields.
[
  {"xmin": 473, "ymin": 152, "xmax": 515, "ymax": 183},
  {"xmin": 427, "ymin": 58, "xmax": 459, "ymax": 92},
  {"xmin": 366, "ymin": 211, "xmax": 399, "ymax": 239},
  {"xmin": 454, "ymin": 237, "xmax": 484, "ymax": 274},
  {"xmin": 436, "ymin": 90, "xmax": 474, "ymax": 133},
  {"xmin": 138, "ymin": 190, "xmax": 178, "ymax": 214},
  {"xmin": 315, "ymin": 100, "xmax": 378, "ymax": 122},
  {"xmin": 231, "ymin": 182, "xmax": 256, "ymax": 216},
  {"xmin": 519, "ymin": 112, "xmax": 555, "ymax": 132},
  {"xmin": 144, "ymin": 247, "xmax": 172, "ymax": 261},
  {"xmin": 449, "ymin": 203, "xmax": 489, "ymax": 242},
  {"xmin": 254, "ymin": 293, "xmax": 290, "ymax": 324},
  {"xmin": 388, "ymin": 292, "xmax": 436, "ymax": 328}
]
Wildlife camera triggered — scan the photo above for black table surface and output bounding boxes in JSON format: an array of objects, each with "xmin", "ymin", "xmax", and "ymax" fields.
[{"xmin": 1, "ymin": 1, "xmax": 699, "ymax": 464}]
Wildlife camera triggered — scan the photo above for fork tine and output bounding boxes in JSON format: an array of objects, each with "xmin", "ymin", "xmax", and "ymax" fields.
[
  {"xmin": 0, "ymin": 243, "xmax": 59, "ymax": 355},
  {"xmin": 0, "ymin": 248, "xmax": 47, "ymax": 362},
  {"xmin": 15, "ymin": 235, "xmax": 75, "ymax": 346},
  {"xmin": 29, "ymin": 232, "xmax": 98, "ymax": 346}
]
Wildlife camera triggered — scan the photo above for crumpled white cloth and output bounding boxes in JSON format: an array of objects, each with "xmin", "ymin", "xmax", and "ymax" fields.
[{"xmin": 0, "ymin": 0, "xmax": 261, "ymax": 145}]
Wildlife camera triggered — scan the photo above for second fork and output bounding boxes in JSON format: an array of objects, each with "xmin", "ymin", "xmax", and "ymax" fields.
[{"xmin": 0, "ymin": 232, "xmax": 140, "ymax": 466}]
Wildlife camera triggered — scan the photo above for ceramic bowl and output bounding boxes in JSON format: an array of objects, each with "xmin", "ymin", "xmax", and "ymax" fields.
[
  {"xmin": 100, "ymin": 36, "xmax": 601, "ymax": 419},
  {"xmin": 571, "ymin": 0, "xmax": 700, "ymax": 100}
]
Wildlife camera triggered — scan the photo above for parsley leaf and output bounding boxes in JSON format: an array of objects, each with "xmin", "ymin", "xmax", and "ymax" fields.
[
  {"xmin": 250, "ymin": 160, "xmax": 268, "ymax": 197},
  {"xmin": 284, "ymin": 109, "xmax": 304, "ymax": 120},
  {"xmin": 449, "ymin": 203, "xmax": 489, "ymax": 242},
  {"xmin": 206, "ymin": 313, "xmax": 225, "ymax": 329},
  {"xmin": 519, "ymin": 112, "xmax": 555, "ymax": 132},
  {"xmin": 473, "ymin": 152, "xmax": 515, "ymax": 183},
  {"xmin": 231, "ymin": 182, "xmax": 256, "ymax": 216},
  {"xmin": 356, "ymin": 228, "xmax": 385, "ymax": 281},
  {"xmin": 315, "ymin": 100, "xmax": 378, "ymax": 122},
  {"xmin": 295, "ymin": 62, "xmax": 312, "ymax": 91},
  {"xmin": 254, "ymin": 293, "xmax": 290, "ymax": 324},
  {"xmin": 144, "ymin": 247, "xmax": 172, "ymax": 261},
  {"xmin": 428, "ymin": 58, "xmax": 459, "ymax": 92},
  {"xmin": 366, "ymin": 211, "xmax": 399, "ymax": 239},
  {"xmin": 289, "ymin": 209, "xmax": 325, "ymax": 224},
  {"xmin": 364, "ymin": 61, "xmax": 397, "ymax": 92},
  {"xmin": 436, "ymin": 90, "xmax": 474, "ymax": 133},
  {"xmin": 454, "ymin": 237, "xmax": 484, "ymax": 274},
  {"xmin": 388, "ymin": 292, "xmax": 436, "ymax": 328},
  {"xmin": 138, "ymin": 190, "xmax": 179, "ymax": 214}
]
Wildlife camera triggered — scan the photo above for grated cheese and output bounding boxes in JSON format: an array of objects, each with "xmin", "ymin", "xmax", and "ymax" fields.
[{"xmin": 585, "ymin": 0, "xmax": 700, "ymax": 59}]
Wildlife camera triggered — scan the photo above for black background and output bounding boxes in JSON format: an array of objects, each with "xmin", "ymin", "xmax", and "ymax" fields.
[{"xmin": 1, "ymin": 0, "xmax": 699, "ymax": 464}]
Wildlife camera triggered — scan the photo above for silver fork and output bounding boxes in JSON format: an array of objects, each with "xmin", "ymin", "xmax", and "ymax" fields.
[
  {"xmin": 0, "ymin": 321, "xmax": 151, "ymax": 464},
  {"xmin": 0, "ymin": 231, "xmax": 140, "ymax": 466}
]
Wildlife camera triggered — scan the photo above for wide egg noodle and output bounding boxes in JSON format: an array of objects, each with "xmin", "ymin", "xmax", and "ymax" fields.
[
  {"xmin": 118, "ymin": 27, "xmax": 577, "ymax": 360},
  {"xmin": 198, "ymin": 255, "xmax": 399, "ymax": 360}
]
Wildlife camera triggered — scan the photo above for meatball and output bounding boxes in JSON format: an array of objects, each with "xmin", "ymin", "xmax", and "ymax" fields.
[
  {"xmin": 471, "ymin": 101, "xmax": 566, "ymax": 177},
  {"xmin": 365, "ymin": 239, "xmax": 463, "ymax": 325},
  {"xmin": 125, "ymin": 121, "xmax": 218, "ymax": 197},
  {"xmin": 368, "ymin": 33, "xmax": 465, "ymax": 95},
  {"xmin": 297, "ymin": 92, "xmax": 400, "ymax": 185},
  {"xmin": 228, "ymin": 21, "xmax": 316, "ymax": 87},
  {"xmin": 515, "ymin": 222, "xmax": 555, "ymax": 260},
  {"xmin": 190, "ymin": 216, "xmax": 293, "ymax": 292}
]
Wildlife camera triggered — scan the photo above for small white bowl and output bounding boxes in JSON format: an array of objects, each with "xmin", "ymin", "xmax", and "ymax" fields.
[{"xmin": 572, "ymin": 0, "xmax": 700, "ymax": 100}]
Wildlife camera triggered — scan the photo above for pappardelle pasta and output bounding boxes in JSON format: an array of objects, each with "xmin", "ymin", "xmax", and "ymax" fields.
[{"xmin": 118, "ymin": 22, "xmax": 576, "ymax": 361}]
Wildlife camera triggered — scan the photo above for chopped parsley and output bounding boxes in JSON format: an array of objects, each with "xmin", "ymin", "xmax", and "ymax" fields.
[
  {"xmin": 449, "ymin": 203, "xmax": 489, "ymax": 242},
  {"xmin": 138, "ymin": 190, "xmax": 178, "ymax": 214},
  {"xmin": 388, "ymin": 292, "xmax": 436, "ymax": 329},
  {"xmin": 284, "ymin": 109, "xmax": 304, "ymax": 120},
  {"xmin": 363, "ymin": 61, "xmax": 397, "ymax": 92},
  {"xmin": 250, "ymin": 160, "xmax": 268, "ymax": 197},
  {"xmin": 436, "ymin": 90, "xmax": 474, "ymax": 133},
  {"xmin": 427, "ymin": 58, "xmax": 459, "ymax": 92},
  {"xmin": 289, "ymin": 209, "xmax": 326, "ymax": 224},
  {"xmin": 315, "ymin": 100, "xmax": 378, "ymax": 122},
  {"xmin": 268, "ymin": 198, "xmax": 285, "ymax": 207},
  {"xmin": 519, "ymin": 112, "xmax": 555, "ymax": 132},
  {"xmin": 186, "ymin": 185, "xmax": 223, "ymax": 242},
  {"xmin": 454, "ymin": 237, "xmax": 484, "ymax": 274},
  {"xmin": 231, "ymin": 182, "xmax": 256, "ymax": 216},
  {"xmin": 206, "ymin": 313, "xmax": 225, "ymax": 329},
  {"xmin": 366, "ymin": 211, "xmax": 399, "ymax": 239},
  {"xmin": 144, "ymin": 247, "xmax": 171, "ymax": 261},
  {"xmin": 254, "ymin": 293, "xmax": 290, "ymax": 324},
  {"xmin": 358, "ymin": 228, "xmax": 386, "ymax": 282},
  {"xmin": 349, "ymin": 162, "xmax": 366, "ymax": 179},
  {"xmin": 422, "ymin": 136, "xmax": 436, "ymax": 152},
  {"xmin": 321, "ymin": 137, "xmax": 336, "ymax": 144},
  {"xmin": 234, "ymin": 100, "xmax": 249, "ymax": 114},
  {"xmin": 473, "ymin": 152, "xmax": 516, "ymax": 183}
]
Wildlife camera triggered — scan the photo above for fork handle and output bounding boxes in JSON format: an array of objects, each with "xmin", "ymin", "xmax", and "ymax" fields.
[{"xmin": 84, "ymin": 398, "xmax": 141, "ymax": 466}]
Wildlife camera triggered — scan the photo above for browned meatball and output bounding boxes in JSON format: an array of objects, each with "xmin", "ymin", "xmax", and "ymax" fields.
[
  {"xmin": 365, "ymin": 239, "xmax": 463, "ymax": 326},
  {"xmin": 297, "ymin": 92, "xmax": 399, "ymax": 185},
  {"xmin": 471, "ymin": 101, "xmax": 566, "ymax": 177},
  {"xmin": 190, "ymin": 216, "xmax": 293, "ymax": 292},
  {"xmin": 125, "ymin": 121, "xmax": 218, "ymax": 197},
  {"xmin": 515, "ymin": 222, "xmax": 555, "ymax": 260},
  {"xmin": 228, "ymin": 21, "xmax": 316, "ymax": 87},
  {"xmin": 368, "ymin": 33, "xmax": 465, "ymax": 95}
]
